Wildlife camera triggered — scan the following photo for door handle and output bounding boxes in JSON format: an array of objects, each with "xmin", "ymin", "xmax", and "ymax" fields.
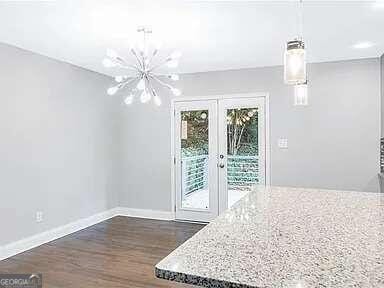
[{"xmin": 219, "ymin": 163, "xmax": 225, "ymax": 168}]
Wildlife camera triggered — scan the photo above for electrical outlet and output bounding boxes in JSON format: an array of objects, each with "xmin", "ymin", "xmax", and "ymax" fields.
[{"xmin": 36, "ymin": 211, "xmax": 43, "ymax": 223}]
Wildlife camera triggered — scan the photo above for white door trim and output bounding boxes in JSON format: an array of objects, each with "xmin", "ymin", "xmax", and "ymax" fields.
[
  {"xmin": 172, "ymin": 92, "xmax": 269, "ymax": 102},
  {"xmin": 170, "ymin": 93, "xmax": 271, "ymax": 221}
]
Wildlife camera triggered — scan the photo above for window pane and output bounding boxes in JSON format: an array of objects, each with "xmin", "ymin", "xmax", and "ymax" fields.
[
  {"xmin": 180, "ymin": 110, "xmax": 209, "ymax": 210},
  {"xmin": 226, "ymin": 108, "xmax": 258, "ymax": 208}
]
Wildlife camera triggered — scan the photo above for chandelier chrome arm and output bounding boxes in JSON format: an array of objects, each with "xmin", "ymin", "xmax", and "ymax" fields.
[
  {"xmin": 150, "ymin": 75, "xmax": 173, "ymax": 89},
  {"xmin": 130, "ymin": 48, "xmax": 145, "ymax": 71},
  {"xmin": 150, "ymin": 75, "xmax": 181, "ymax": 96},
  {"xmin": 148, "ymin": 54, "xmax": 177, "ymax": 73},
  {"xmin": 121, "ymin": 77, "xmax": 138, "ymax": 88},
  {"xmin": 145, "ymin": 49, "xmax": 159, "ymax": 70},
  {"xmin": 120, "ymin": 62, "xmax": 141, "ymax": 71},
  {"xmin": 148, "ymin": 61, "xmax": 166, "ymax": 73},
  {"xmin": 108, "ymin": 77, "xmax": 138, "ymax": 95},
  {"xmin": 156, "ymin": 74, "xmax": 179, "ymax": 81},
  {"xmin": 106, "ymin": 53, "xmax": 140, "ymax": 72}
]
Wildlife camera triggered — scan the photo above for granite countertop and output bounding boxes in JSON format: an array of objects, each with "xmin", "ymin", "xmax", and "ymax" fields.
[{"xmin": 155, "ymin": 186, "xmax": 384, "ymax": 288}]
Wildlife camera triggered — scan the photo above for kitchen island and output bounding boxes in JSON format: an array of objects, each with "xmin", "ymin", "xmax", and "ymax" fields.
[{"xmin": 155, "ymin": 186, "xmax": 383, "ymax": 288}]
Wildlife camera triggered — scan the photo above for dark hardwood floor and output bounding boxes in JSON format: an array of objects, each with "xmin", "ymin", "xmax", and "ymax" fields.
[{"xmin": 0, "ymin": 216, "xmax": 205, "ymax": 288}]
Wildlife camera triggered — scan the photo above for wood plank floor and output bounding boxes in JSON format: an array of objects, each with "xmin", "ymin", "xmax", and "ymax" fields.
[{"xmin": 0, "ymin": 216, "xmax": 205, "ymax": 288}]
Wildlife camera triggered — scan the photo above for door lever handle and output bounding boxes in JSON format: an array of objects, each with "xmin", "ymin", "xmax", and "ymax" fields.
[{"xmin": 219, "ymin": 163, "xmax": 225, "ymax": 168}]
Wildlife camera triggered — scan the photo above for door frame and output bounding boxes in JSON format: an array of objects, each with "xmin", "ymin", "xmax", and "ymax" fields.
[{"xmin": 170, "ymin": 93, "xmax": 271, "ymax": 221}]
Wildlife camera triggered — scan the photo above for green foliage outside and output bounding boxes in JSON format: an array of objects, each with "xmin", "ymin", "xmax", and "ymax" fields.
[
  {"xmin": 180, "ymin": 108, "xmax": 259, "ymax": 193},
  {"xmin": 181, "ymin": 108, "xmax": 258, "ymax": 157}
]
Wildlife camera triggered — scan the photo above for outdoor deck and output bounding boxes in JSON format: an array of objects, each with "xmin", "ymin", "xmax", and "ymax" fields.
[
  {"xmin": 182, "ymin": 189, "xmax": 249, "ymax": 209},
  {"xmin": 181, "ymin": 154, "xmax": 258, "ymax": 209}
]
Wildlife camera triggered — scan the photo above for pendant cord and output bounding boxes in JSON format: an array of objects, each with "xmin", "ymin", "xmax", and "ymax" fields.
[
  {"xmin": 298, "ymin": 0, "xmax": 304, "ymax": 40},
  {"xmin": 142, "ymin": 30, "xmax": 146, "ymax": 70}
]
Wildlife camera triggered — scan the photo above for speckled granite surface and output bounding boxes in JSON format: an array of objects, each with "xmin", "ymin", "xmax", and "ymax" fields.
[{"xmin": 155, "ymin": 186, "xmax": 384, "ymax": 288}]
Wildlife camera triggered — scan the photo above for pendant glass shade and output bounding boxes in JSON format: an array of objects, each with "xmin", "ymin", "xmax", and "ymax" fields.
[
  {"xmin": 294, "ymin": 82, "xmax": 308, "ymax": 106},
  {"xmin": 284, "ymin": 39, "xmax": 306, "ymax": 85}
]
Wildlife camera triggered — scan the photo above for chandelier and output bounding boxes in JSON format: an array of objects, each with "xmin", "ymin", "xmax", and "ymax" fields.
[{"xmin": 102, "ymin": 27, "xmax": 182, "ymax": 106}]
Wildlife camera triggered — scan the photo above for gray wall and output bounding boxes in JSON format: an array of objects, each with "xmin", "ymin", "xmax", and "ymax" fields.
[
  {"xmin": 0, "ymin": 42, "xmax": 380, "ymax": 246},
  {"xmin": 0, "ymin": 43, "xmax": 120, "ymax": 245},
  {"xmin": 119, "ymin": 58, "xmax": 381, "ymax": 212},
  {"xmin": 381, "ymin": 54, "xmax": 384, "ymax": 174},
  {"xmin": 381, "ymin": 54, "xmax": 384, "ymax": 137}
]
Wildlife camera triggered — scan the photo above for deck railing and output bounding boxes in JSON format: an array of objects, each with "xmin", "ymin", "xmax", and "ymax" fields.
[
  {"xmin": 227, "ymin": 155, "xmax": 259, "ymax": 189},
  {"xmin": 181, "ymin": 155, "xmax": 208, "ymax": 197},
  {"xmin": 181, "ymin": 154, "xmax": 259, "ymax": 198}
]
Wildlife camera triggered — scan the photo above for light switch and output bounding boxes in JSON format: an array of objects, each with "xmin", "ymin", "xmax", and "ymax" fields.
[{"xmin": 278, "ymin": 138, "xmax": 288, "ymax": 149}]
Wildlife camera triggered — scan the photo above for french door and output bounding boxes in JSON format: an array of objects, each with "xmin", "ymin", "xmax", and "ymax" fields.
[{"xmin": 174, "ymin": 97, "xmax": 266, "ymax": 222}]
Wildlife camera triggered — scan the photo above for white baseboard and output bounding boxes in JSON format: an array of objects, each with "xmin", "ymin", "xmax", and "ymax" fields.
[
  {"xmin": 0, "ymin": 209, "xmax": 117, "ymax": 261},
  {"xmin": 0, "ymin": 207, "xmax": 174, "ymax": 261},
  {"xmin": 115, "ymin": 207, "xmax": 175, "ymax": 221}
]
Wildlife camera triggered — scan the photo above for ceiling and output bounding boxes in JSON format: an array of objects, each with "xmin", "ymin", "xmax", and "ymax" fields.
[{"xmin": 0, "ymin": 0, "xmax": 383, "ymax": 76}]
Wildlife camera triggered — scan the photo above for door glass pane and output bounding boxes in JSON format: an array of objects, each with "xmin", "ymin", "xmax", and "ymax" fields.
[
  {"xmin": 226, "ymin": 108, "xmax": 259, "ymax": 208},
  {"xmin": 180, "ymin": 110, "xmax": 209, "ymax": 210}
]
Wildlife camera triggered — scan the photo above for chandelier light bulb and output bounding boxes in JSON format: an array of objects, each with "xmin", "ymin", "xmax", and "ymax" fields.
[
  {"xmin": 153, "ymin": 95, "xmax": 162, "ymax": 106},
  {"xmin": 102, "ymin": 58, "xmax": 116, "ymax": 68},
  {"xmin": 106, "ymin": 48, "xmax": 118, "ymax": 59},
  {"xmin": 107, "ymin": 86, "xmax": 119, "ymax": 95},
  {"xmin": 115, "ymin": 76, "xmax": 124, "ymax": 83},
  {"xmin": 171, "ymin": 88, "xmax": 181, "ymax": 96},
  {"xmin": 124, "ymin": 95, "xmax": 134, "ymax": 105},
  {"xmin": 130, "ymin": 47, "xmax": 137, "ymax": 56},
  {"xmin": 140, "ymin": 90, "xmax": 151, "ymax": 103},
  {"xmin": 151, "ymin": 89, "xmax": 162, "ymax": 106},
  {"xmin": 151, "ymin": 49, "xmax": 159, "ymax": 58},
  {"xmin": 137, "ymin": 78, "xmax": 146, "ymax": 90}
]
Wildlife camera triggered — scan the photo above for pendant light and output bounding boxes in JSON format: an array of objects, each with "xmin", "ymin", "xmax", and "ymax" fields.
[
  {"xmin": 294, "ymin": 81, "xmax": 308, "ymax": 106},
  {"xmin": 284, "ymin": 39, "xmax": 306, "ymax": 85},
  {"xmin": 284, "ymin": 0, "xmax": 306, "ymax": 85}
]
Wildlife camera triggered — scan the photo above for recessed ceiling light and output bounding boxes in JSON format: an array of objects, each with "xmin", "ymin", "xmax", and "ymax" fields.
[
  {"xmin": 352, "ymin": 41, "xmax": 375, "ymax": 49},
  {"xmin": 373, "ymin": 0, "xmax": 384, "ymax": 9}
]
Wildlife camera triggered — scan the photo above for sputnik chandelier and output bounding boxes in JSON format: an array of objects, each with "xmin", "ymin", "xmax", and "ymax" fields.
[{"xmin": 102, "ymin": 27, "xmax": 182, "ymax": 106}]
